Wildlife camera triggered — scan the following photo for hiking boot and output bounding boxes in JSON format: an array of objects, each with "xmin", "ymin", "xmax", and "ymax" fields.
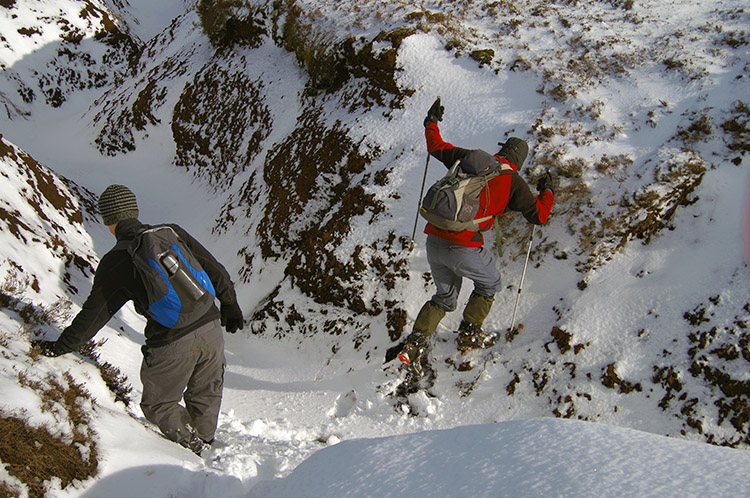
[
  {"xmin": 177, "ymin": 425, "xmax": 211, "ymax": 456},
  {"xmin": 456, "ymin": 321, "xmax": 498, "ymax": 352},
  {"xmin": 398, "ymin": 332, "xmax": 429, "ymax": 369}
]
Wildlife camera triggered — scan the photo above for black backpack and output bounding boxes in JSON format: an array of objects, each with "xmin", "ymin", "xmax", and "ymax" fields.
[
  {"xmin": 116, "ymin": 225, "xmax": 216, "ymax": 328},
  {"xmin": 420, "ymin": 149, "xmax": 514, "ymax": 231}
]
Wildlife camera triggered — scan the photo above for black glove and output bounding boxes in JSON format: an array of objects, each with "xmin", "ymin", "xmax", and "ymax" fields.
[
  {"xmin": 31, "ymin": 340, "xmax": 63, "ymax": 357},
  {"xmin": 537, "ymin": 171, "xmax": 558, "ymax": 194},
  {"xmin": 424, "ymin": 97, "xmax": 444, "ymax": 127},
  {"xmin": 220, "ymin": 302, "xmax": 244, "ymax": 333}
]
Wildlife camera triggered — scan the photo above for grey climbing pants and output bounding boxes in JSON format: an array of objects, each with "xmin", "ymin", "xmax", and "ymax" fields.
[
  {"xmin": 140, "ymin": 320, "xmax": 225, "ymax": 444},
  {"xmin": 426, "ymin": 235, "xmax": 502, "ymax": 312}
]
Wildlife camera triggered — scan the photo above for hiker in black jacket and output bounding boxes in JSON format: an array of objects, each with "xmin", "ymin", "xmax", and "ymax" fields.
[{"xmin": 33, "ymin": 185, "xmax": 244, "ymax": 455}]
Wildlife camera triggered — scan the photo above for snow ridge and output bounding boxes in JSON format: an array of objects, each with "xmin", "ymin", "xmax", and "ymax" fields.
[{"xmin": 0, "ymin": 0, "xmax": 749, "ymax": 496}]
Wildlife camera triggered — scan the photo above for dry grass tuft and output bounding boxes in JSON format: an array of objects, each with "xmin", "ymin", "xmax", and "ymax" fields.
[
  {"xmin": 1, "ymin": 371, "xmax": 98, "ymax": 497},
  {"xmin": 79, "ymin": 340, "xmax": 133, "ymax": 406}
]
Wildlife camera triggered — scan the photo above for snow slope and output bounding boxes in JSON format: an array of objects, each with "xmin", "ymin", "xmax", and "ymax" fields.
[
  {"xmin": 253, "ymin": 419, "xmax": 750, "ymax": 498},
  {"xmin": 66, "ymin": 418, "xmax": 750, "ymax": 498},
  {"xmin": 1, "ymin": 0, "xmax": 749, "ymax": 496}
]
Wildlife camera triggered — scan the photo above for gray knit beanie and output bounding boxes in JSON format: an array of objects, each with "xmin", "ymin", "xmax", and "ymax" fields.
[{"xmin": 98, "ymin": 185, "xmax": 138, "ymax": 225}]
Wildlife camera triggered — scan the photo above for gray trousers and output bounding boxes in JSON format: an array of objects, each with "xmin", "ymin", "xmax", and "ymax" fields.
[
  {"xmin": 426, "ymin": 235, "xmax": 502, "ymax": 312},
  {"xmin": 140, "ymin": 320, "xmax": 225, "ymax": 444}
]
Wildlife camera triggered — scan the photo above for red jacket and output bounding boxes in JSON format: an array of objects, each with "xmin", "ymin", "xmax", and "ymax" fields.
[{"xmin": 424, "ymin": 123, "xmax": 554, "ymax": 247}]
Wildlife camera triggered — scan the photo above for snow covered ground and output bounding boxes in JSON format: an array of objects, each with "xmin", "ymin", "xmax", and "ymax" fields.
[
  {"xmin": 75, "ymin": 418, "xmax": 750, "ymax": 498},
  {"xmin": 256, "ymin": 419, "xmax": 750, "ymax": 498},
  {"xmin": 1, "ymin": 0, "xmax": 749, "ymax": 497}
]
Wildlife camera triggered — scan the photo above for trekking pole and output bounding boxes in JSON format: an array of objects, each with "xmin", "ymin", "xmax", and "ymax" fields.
[
  {"xmin": 411, "ymin": 152, "xmax": 431, "ymax": 247},
  {"xmin": 509, "ymin": 224, "xmax": 536, "ymax": 333}
]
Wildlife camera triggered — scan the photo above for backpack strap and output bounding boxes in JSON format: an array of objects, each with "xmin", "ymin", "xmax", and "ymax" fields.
[
  {"xmin": 473, "ymin": 215, "xmax": 495, "ymax": 226},
  {"xmin": 473, "ymin": 165, "xmax": 516, "ymax": 230},
  {"xmin": 113, "ymin": 225, "xmax": 151, "ymax": 253}
]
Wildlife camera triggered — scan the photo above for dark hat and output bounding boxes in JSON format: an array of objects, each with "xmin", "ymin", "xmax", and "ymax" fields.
[
  {"xmin": 98, "ymin": 184, "xmax": 138, "ymax": 225},
  {"xmin": 497, "ymin": 137, "xmax": 529, "ymax": 170}
]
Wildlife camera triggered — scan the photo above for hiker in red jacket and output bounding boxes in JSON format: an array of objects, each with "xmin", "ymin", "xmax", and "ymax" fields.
[{"xmin": 399, "ymin": 98, "xmax": 556, "ymax": 369}]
